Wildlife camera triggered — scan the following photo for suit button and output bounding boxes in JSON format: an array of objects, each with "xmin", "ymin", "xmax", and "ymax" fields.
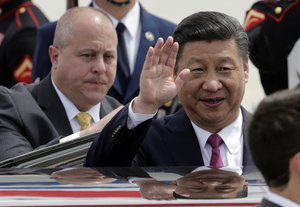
[
  {"xmin": 274, "ymin": 6, "xmax": 282, "ymax": 15},
  {"xmin": 19, "ymin": 7, "xmax": 26, "ymax": 14}
]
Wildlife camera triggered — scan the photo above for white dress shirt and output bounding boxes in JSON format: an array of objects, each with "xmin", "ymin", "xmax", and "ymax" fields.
[
  {"xmin": 192, "ymin": 110, "xmax": 243, "ymax": 168},
  {"xmin": 127, "ymin": 99, "xmax": 244, "ymax": 169},
  {"xmin": 51, "ymin": 78, "xmax": 101, "ymax": 133}
]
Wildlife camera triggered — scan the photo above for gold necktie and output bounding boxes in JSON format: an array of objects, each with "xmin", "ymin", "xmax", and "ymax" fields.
[{"xmin": 76, "ymin": 112, "xmax": 92, "ymax": 130}]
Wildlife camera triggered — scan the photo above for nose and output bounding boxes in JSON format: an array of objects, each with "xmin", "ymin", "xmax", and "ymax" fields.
[
  {"xmin": 201, "ymin": 72, "xmax": 222, "ymax": 92},
  {"xmin": 92, "ymin": 57, "xmax": 106, "ymax": 73}
]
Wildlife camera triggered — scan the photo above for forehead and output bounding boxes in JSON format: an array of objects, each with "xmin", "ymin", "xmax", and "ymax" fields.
[
  {"xmin": 178, "ymin": 39, "xmax": 240, "ymax": 66},
  {"xmin": 67, "ymin": 15, "xmax": 117, "ymax": 49}
]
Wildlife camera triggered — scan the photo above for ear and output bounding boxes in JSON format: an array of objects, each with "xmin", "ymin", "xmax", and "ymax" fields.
[
  {"xmin": 49, "ymin": 45, "xmax": 59, "ymax": 69},
  {"xmin": 290, "ymin": 152, "xmax": 300, "ymax": 173}
]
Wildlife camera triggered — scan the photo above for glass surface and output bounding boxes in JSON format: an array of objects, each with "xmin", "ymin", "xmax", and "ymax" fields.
[{"xmin": 0, "ymin": 166, "xmax": 266, "ymax": 206}]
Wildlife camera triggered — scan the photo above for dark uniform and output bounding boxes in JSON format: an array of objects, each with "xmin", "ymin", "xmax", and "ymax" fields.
[
  {"xmin": 0, "ymin": 0, "xmax": 48, "ymax": 87},
  {"xmin": 244, "ymin": 0, "xmax": 300, "ymax": 95}
]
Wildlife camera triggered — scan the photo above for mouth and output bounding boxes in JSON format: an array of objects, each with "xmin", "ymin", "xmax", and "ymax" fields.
[
  {"xmin": 87, "ymin": 80, "xmax": 106, "ymax": 85},
  {"xmin": 200, "ymin": 97, "xmax": 224, "ymax": 107}
]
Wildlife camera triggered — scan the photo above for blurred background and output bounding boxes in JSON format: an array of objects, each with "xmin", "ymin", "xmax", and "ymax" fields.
[{"xmin": 32, "ymin": 0, "xmax": 265, "ymax": 112}]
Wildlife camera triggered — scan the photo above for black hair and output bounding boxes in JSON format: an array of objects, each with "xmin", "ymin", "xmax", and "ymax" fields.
[{"xmin": 172, "ymin": 11, "xmax": 249, "ymax": 72}]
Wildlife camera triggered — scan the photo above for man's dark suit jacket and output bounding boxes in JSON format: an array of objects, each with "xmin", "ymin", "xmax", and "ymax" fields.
[
  {"xmin": 0, "ymin": 75, "xmax": 121, "ymax": 161},
  {"xmin": 257, "ymin": 198, "xmax": 283, "ymax": 207},
  {"xmin": 31, "ymin": 4, "xmax": 176, "ymax": 105},
  {"xmin": 85, "ymin": 105, "xmax": 254, "ymax": 168}
]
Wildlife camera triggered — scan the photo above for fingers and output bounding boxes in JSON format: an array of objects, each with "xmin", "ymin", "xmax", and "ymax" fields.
[
  {"xmin": 146, "ymin": 36, "xmax": 179, "ymax": 68},
  {"xmin": 153, "ymin": 37, "xmax": 164, "ymax": 66},
  {"xmin": 142, "ymin": 46, "xmax": 154, "ymax": 72},
  {"xmin": 166, "ymin": 41, "xmax": 179, "ymax": 68},
  {"xmin": 159, "ymin": 36, "xmax": 177, "ymax": 65}
]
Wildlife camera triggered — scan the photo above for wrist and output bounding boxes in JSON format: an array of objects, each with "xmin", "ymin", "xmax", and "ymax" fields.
[{"xmin": 132, "ymin": 97, "xmax": 158, "ymax": 114}]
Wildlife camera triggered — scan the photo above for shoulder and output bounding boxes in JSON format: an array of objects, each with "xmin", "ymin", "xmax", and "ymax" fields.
[
  {"xmin": 244, "ymin": 0, "xmax": 300, "ymax": 31},
  {"xmin": 36, "ymin": 21, "xmax": 57, "ymax": 44},
  {"xmin": 139, "ymin": 5, "xmax": 176, "ymax": 31},
  {"xmin": 0, "ymin": 82, "xmax": 34, "ymax": 101},
  {"xmin": 13, "ymin": 2, "xmax": 49, "ymax": 29},
  {"xmin": 38, "ymin": 21, "xmax": 57, "ymax": 33},
  {"xmin": 244, "ymin": 0, "xmax": 274, "ymax": 31},
  {"xmin": 102, "ymin": 95, "xmax": 122, "ymax": 108}
]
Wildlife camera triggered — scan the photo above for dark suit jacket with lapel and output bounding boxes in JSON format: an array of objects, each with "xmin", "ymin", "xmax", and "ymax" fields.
[
  {"xmin": 86, "ymin": 105, "xmax": 254, "ymax": 169},
  {"xmin": 31, "ymin": 4, "xmax": 176, "ymax": 105},
  {"xmin": 0, "ymin": 75, "xmax": 121, "ymax": 161},
  {"xmin": 257, "ymin": 198, "xmax": 284, "ymax": 207}
]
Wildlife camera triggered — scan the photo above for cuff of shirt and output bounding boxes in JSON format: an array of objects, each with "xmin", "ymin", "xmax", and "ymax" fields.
[{"xmin": 127, "ymin": 98, "xmax": 156, "ymax": 129}]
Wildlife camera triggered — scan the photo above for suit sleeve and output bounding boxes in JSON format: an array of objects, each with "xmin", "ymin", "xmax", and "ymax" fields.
[
  {"xmin": 0, "ymin": 85, "xmax": 61, "ymax": 161},
  {"xmin": 0, "ymin": 86, "xmax": 34, "ymax": 161},
  {"xmin": 85, "ymin": 104, "xmax": 152, "ymax": 167}
]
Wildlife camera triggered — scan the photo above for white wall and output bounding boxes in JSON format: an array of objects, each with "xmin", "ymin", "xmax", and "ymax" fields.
[{"xmin": 33, "ymin": 0, "xmax": 265, "ymax": 112}]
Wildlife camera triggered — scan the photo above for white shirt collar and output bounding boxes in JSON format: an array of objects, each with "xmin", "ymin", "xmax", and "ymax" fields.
[
  {"xmin": 51, "ymin": 78, "xmax": 100, "ymax": 126},
  {"xmin": 191, "ymin": 109, "xmax": 243, "ymax": 167},
  {"xmin": 192, "ymin": 108, "xmax": 243, "ymax": 154},
  {"xmin": 92, "ymin": 0, "xmax": 140, "ymax": 39},
  {"xmin": 265, "ymin": 190, "xmax": 300, "ymax": 207}
]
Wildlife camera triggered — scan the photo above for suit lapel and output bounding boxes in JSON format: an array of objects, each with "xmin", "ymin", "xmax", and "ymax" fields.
[
  {"xmin": 99, "ymin": 96, "xmax": 115, "ymax": 118},
  {"xmin": 162, "ymin": 109, "xmax": 205, "ymax": 166},
  {"xmin": 162, "ymin": 107, "xmax": 253, "ymax": 167},
  {"xmin": 241, "ymin": 107, "xmax": 255, "ymax": 168},
  {"xmin": 31, "ymin": 75, "xmax": 73, "ymax": 136}
]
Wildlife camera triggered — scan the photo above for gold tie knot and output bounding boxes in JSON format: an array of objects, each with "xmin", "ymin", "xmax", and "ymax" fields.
[{"xmin": 76, "ymin": 112, "xmax": 92, "ymax": 130}]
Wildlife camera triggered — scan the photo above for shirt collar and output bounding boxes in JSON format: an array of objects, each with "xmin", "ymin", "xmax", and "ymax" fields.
[
  {"xmin": 192, "ymin": 108, "xmax": 243, "ymax": 155},
  {"xmin": 265, "ymin": 191, "xmax": 300, "ymax": 207},
  {"xmin": 92, "ymin": 0, "xmax": 140, "ymax": 39},
  {"xmin": 51, "ymin": 78, "xmax": 101, "ymax": 123}
]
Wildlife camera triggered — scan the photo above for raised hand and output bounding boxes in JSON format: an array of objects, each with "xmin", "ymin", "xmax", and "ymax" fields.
[{"xmin": 133, "ymin": 36, "xmax": 179, "ymax": 114}]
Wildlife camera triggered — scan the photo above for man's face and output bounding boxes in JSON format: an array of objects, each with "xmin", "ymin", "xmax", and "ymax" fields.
[
  {"xmin": 51, "ymin": 15, "xmax": 117, "ymax": 111},
  {"xmin": 175, "ymin": 168, "xmax": 247, "ymax": 199},
  {"xmin": 50, "ymin": 168, "xmax": 116, "ymax": 185},
  {"xmin": 176, "ymin": 39, "xmax": 248, "ymax": 133}
]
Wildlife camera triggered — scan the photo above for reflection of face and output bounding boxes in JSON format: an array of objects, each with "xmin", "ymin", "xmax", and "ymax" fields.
[
  {"xmin": 175, "ymin": 169, "xmax": 247, "ymax": 199},
  {"xmin": 176, "ymin": 39, "xmax": 248, "ymax": 133},
  {"xmin": 50, "ymin": 168, "xmax": 116, "ymax": 185},
  {"xmin": 51, "ymin": 14, "xmax": 117, "ymax": 111}
]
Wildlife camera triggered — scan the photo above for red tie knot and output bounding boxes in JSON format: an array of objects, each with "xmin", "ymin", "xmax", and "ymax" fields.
[{"xmin": 207, "ymin": 134, "xmax": 223, "ymax": 148}]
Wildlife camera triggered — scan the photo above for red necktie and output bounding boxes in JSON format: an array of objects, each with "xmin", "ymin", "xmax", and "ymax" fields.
[{"xmin": 207, "ymin": 134, "xmax": 224, "ymax": 168}]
